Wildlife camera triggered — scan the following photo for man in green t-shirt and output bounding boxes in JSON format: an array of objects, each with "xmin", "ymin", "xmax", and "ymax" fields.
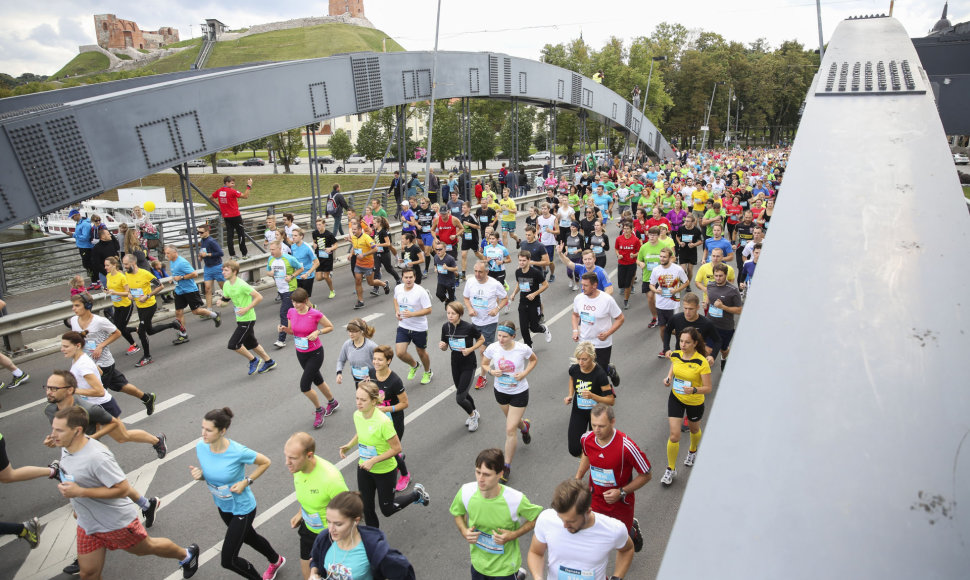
[
  {"xmin": 286, "ymin": 432, "xmax": 348, "ymax": 579},
  {"xmin": 451, "ymin": 448, "xmax": 542, "ymax": 579},
  {"xmin": 218, "ymin": 260, "xmax": 277, "ymax": 375},
  {"xmin": 636, "ymin": 226, "xmax": 666, "ymax": 329},
  {"xmin": 370, "ymin": 198, "xmax": 389, "ymax": 219}
]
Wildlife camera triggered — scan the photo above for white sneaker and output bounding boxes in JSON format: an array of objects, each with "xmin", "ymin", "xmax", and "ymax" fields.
[
  {"xmin": 273, "ymin": 340, "xmax": 286, "ymax": 349},
  {"xmin": 544, "ymin": 326, "xmax": 552, "ymax": 343},
  {"xmin": 684, "ymin": 450, "xmax": 696, "ymax": 467},
  {"xmin": 661, "ymin": 467, "xmax": 675, "ymax": 486},
  {"xmin": 467, "ymin": 410, "xmax": 480, "ymax": 432}
]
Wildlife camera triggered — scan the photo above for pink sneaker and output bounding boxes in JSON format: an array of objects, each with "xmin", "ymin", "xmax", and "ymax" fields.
[
  {"xmin": 262, "ymin": 555, "xmax": 285, "ymax": 580},
  {"xmin": 395, "ymin": 473, "xmax": 411, "ymax": 492},
  {"xmin": 312, "ymin": 409, "xmax": 324, "ymax": 429}
]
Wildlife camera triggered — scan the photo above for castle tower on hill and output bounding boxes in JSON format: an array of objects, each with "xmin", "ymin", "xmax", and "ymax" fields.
[
  {"xmin": 93, "ymin": 14, "xmax": 179, "ymax": 50},
  {"xmin": 329, "ymin": 0, "xmax": 365, "ymax": 18}
]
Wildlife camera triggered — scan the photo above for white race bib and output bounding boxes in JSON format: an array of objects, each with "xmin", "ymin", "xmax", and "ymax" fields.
[
  {"xmin": 294, "ymin": 336, "xmax": 309, "ymax": 350},
  {"xmin": 357, "ymin": 444, "xmax": 378, "ymax": 459},
  {"xmin": 580, "ymin": 311, "xmax": 595, "ymax": 325},
  {"xmin": 207, "ymin": 483, "xmax": 232, "ymax": 499},
  {"xmin": 448, "ymin": 338, "xmax": 466, "ymax": 351},
  {"xmin": 474, "ymin": 531, "xmax": 505, "ymax": 555},
  {"xmin": 351, "ymin": 366, "xmax": 370, "ymax": 380},
  {"xmin": 301, "ymin": 508, "xmax": 324, "ymax": 529},
  {"xmin": 672, "ymin": 377, "xmax": 692, "ymax": 395},
  {"xmin": 709, "ymin": 305, "xmax": 723, "ymax": 318},
  {"xmin": 558, "ymin": 565, "xmax": 594, "ymax": 580},
  {"xmin": 589, "ymin": 466, "xmax": 617, "ymax": 487}
]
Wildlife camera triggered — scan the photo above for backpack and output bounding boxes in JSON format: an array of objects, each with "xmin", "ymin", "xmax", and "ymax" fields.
[{"xmin": 326, "ymin": 195, "xmax": 338, "ymax": 216}]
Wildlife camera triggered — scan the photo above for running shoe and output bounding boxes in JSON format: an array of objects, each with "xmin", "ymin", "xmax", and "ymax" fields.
[
  {"xmin": 395, "ymin": 473, "xmax": 411, "ymax": 492},
  {"xmin": 262, "ymin": 555, "xmax": 285, "ymax": 580},
  {"xmin": 607, "ymin": 363, "xmax": 621, "ymax": 387},
  {"xmin": 514, "ymin": 568, "xmax": 528, "ymax": 580},
  {"xmin": 658, "ymin": 350, "xmax": 667, "ymax": 358},
  {"xmin": 143, "ymin": 496, "xmax": 160, "ymax": 528},
  {"xmin": 467, "ymin": 410, "xmax": 480, "ymax": 432},
  {"xmin": 274, "ymin": 295, "xmax": 282, "ymax": 303},
  {"xmin": 549, "ymin": 274, "xmax": 556, "ymax": 283},
  {"xmin": 182, "ymin": 543, "xmax": 200, "ymax": 579},
  {"xmin": 9, "ymin": 373, "xmax": 29, "ymax": 388},
  {"xmin": 328, "ymin": 290, "xmax": 336, "ymax": 299},
  {"xmin": 126, "ymin": 344, "xmax": 141, "ymax": 355},
  {"xmin": 421, "ymin": 370, "xmax": 433, "ymax": 384},
  {"xmin": 172, "ymin": 335, "xmax": 190, "ymax": 345},
  {"xmin": 64, "ymin": 558, "xmax": 80, "ymax": 575},
  {"xmin": 324, "ymin": 399, "xmax": 340, "ymax": 416},
  {"xmin": 647, "ymin": 317, "xmax": 658, "ymax": 328},
  {"xmin": 212, "ymin": 314, "xmax": 222, "ymax": 328},
  {"xmin": 684, "ymin": 450, "xmax": 697, "ymax": 467},
  {"xmin": 383, "ymin": 282, "xmax": 390, "ymax": 295},
  {"xmin": 631, "ymin": 518, "xmax": 644, "ymax": 552},
  {"xmin": 624, "ymin": 299, "xmax": 630, "ymax": 310},
  {"xmin": 248, "ymin": 358, "xmax": 259, "ymax": 375},
  {"xmin": 520, "ymin": 419, "xmax": 532, "ymax": 445},
  {"xmin": 475, "ymin": 374, "xmax": 487, "ymax": 389},
  {"xmin": 660, "ymin": 467, "xmax": 675, "ymax": 486},
  {"xmin": 413, "ymin": 483, "xmax": 430, "ymax": 506},
  {"xmin": 544, "ymin": 325, "xmax": 552, "ymax": 343},
  {"xmin": 313, "ymin": 408, "xmax": 325, "ymax": 429},
  {"xmin": 144, "ymin": 393, "xmax": 157, "ymax": 416},
  {"xmin": 135, "ymin": 356, "xmax": 153, "ymax": 367},
  {"xmin": 153, "ymin": 433, "xmax": 168, "ymax": 459},
  {"xmin": 407, "ymin": 364, "xmax": 419, "ymax": 380},
  {"xmin": 0, "ymin": 381, "xmax": 6, "ymax": 391},
  {"xmin": 681, "ymin": 416, "xmax": 689, "ymax": 432},
  {"xmin": 258, "ymin": 359, "xmax": 278, "ymax": 374},
  {"xmin": 721, "ymin": 358, "xmax": 727, "ymax": 371},
  {"xmin": 501, "ymin": 465, "xmax": 510, "ymax": 483},
  {"xmin": 20, "ymin": 517, "xmax": 40, "ymax": 549},
  {"xmin": 369, "ymin": 287, "xmax": 381, "ymax": 296},
  {"xmin": 48, "ymin": 459, "xmax": 61, "ymax": 480},
  {"xmin": 86, "ymin": 282, "xmax": 102, "ymax": 291},
  {"xmin": 273, "ymin": 340, "xmax": 286, "ymax": 349},
  {"xmin": 353, "ymin": 301, "xmax": 365, "ymax": 309},
  {"xmin": 539, "ymin": 312, "xmax": 546, "ymax": 324}
]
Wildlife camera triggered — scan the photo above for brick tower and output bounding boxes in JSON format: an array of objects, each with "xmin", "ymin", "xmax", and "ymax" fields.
[{"xmin": 329, "ymin": 0, "xmax": 364, "ymax": 18}]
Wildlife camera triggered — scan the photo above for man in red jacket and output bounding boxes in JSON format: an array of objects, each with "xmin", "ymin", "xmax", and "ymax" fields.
[{"xmin": 212, "ymin": 176, "xmax": 252, "ymax": 258}]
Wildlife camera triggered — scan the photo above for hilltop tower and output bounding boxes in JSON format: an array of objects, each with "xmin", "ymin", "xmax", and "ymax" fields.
[{"xmin": 329, "ymin": 0, "xmax": 365, "ymax": 18}]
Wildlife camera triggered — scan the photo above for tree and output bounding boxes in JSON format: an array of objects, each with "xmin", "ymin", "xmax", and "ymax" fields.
[
  {"xmin": 499, "ymin": 104, "xmax": 535, "ymax": 166},
  {"xmin": 329, "ymin": 129, "xmax": 353, "ymax": 168},
  {"xmin": 555, "ymin": 111, "xmax": 579, "ymax": 161},
  {"xmin": 243, "ymin": 138, "xmax": 268, "ymax": 158},
  {"xmin": 470, "ymin": 113, "xmax": 495, "ymax": 170},
  {"xmin": 268, "ymin": 128, "xmax": 304, "ymax": 173},
  {"xmin": 355, "ymin": 116, "xmax": 386, "ymax": 171},
  {"xmin": 428, "ymin": 101, "xmax": 460, "ymax": 169},
  {"xmin": 206, "ymin": 153, "xmax": 219, "ymax": 174}
]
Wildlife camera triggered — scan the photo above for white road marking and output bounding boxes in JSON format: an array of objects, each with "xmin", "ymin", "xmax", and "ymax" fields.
[
  {"xmin": 123, "ymin": 393, "xmax": 194, "ymax": 425},
  {"xmin": 0, "ymin": 397, "xmax": 46, "ymax": 420},
  {"xmin": 361, "ymin": 313, "xmax": 384, "ymax": 322}
]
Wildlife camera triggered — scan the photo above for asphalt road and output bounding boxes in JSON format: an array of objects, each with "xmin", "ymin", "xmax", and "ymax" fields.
[{"xmin": 0, "ymin": 215, "xmax": 726, "ymax": 580}]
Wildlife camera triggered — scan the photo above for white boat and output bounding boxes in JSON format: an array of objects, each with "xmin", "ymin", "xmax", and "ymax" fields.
[{"xmin": 43, "ymin": 187, "xmax": 204, "ymax": 237}]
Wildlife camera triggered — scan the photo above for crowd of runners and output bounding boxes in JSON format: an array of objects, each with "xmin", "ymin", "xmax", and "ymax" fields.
[{"xmin": 0, "ymin": 146, "xmax": 784, "ymax": 579}]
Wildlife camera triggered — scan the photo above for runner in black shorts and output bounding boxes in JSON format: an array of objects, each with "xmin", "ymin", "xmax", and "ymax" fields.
[
  {"xmin": 312, "ymin": 217, "xmax": 338, "ymax": 299},
  {"xmin": 675, "ymin": 214, "xmax": 703, "ymax": 280},
  {"xmin": 458, "ymin": 202, "xmax": 480, "ymax": 281}
]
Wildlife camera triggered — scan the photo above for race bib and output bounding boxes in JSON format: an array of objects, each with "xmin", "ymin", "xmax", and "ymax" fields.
[
  {"xmin": 472, "ymin": 296, "xmax": 489, "ymax": 309},
  {"xmin": 672, "ymin": 377, "xmax": 692, "ymax": 395},
  {"xmin": 519, "ymin": 281, "xmax": 531, "ymax": 292},
  {"xmin": 351, "ymin": 366, "xmax": 370, "ymax": 380},
  {"xmin": 110, "ymin": 294, "xmax": 122, "ymax": 303},
  {"xmin": 130, "ymin": 288, "xmax": 145, "ymax": 297},
  {"xmin": 576, "ymin": 391, "xmax": 595, "ymax": 410},
  {"xmin": 446, "ymin": 244, "xmax": 453, "ymax": 251},
  {"xmin": 422, "ymin": 225, "xmax": 431, "ymax": 233},
  {"xmin": 358, "ymin": 444, "xmax": 378, "ymax": 459},
  {"xmin": 709, "ymin": 305, "xmax": 723, "ymax": 318},
  {"xmin": 301, "ymin": 508, "xmax": 324, "ymax": 529},
  {"xmin": 354, "ymin": 248, "xmax": 363, "ymax": 256},
  {"xmin": 84, "ymin": 339, "xmax": 97, "ymax": 353},
  {"xmin": 437, "ymin": 265, "xmax": 447, "ymax": 274},
  {"xmin": 567, "ymin": 246, "xmax": 578, "ymax": 255},
  {"xmin": 496, "ymin": 374, "xmax": 516, "ymax": 387},
  {"xmin": 235, "ymin": 307, "xmax": 246, "ymax": 316},
  {"xmin": 207, "ymin": 483, "xmax": 232, "ymax": 499},
  {"xmin": 560, "ymin": 219, "xmax": 571, "ymax": 227},
  {"xmin": 580, "ymin": 311, "xmax": 595, "ymax": 325},
  {"xmin": 318, "ymin": 249, "xmax": 330, "ymax": 258},
  {"xmin": 398, "ymin": 303, "xmax": 413, "ymax": 314},
  {"xmin": 479, "ymin": 215, "xmax": 489, "ymax": 223},
  {"xmin": 294, "ymin": 336, "xmax": 309, "ymax": 350},
  {"xmin": 558, "ymin": 565, "xmax": 594, "ymax": 580},
  {"xmin": 646, "ymin": 262, "xmax": 658, "ymax": 270},
  {"xmin": 661, "ymin": 287, "xmax": 672, "ymax": 298},
  {"xmin": 448, "ymin": 338, "xmax": 466, "ymax": 351},
  {"xmin": 589, "ymin": 466, "xmax": 617, "ymax": 487},
  {"xmin": 681, "ymin": 234, "xmax": 693, "ymax": 242},
  {"xmin": 474, "ymin": 531, "xmax": 505, "ymax": 555},
  {"xmin": 593, "ymin": 245, "xmax": 603, "ymax": 254},
  {"xmin": 464, "ymin": 232, "xmax": 473, "ymax": 240}
]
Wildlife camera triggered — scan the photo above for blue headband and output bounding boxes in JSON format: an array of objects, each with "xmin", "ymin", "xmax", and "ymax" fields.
[{"xmin": 497, "ymin": 325, "xmax": 515, "ymax": 336}]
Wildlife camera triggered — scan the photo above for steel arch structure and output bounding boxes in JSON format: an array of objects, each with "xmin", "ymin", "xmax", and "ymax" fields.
[{"xmin": 0, "ymin": 51, "xmax": 674, "ymax": 231}]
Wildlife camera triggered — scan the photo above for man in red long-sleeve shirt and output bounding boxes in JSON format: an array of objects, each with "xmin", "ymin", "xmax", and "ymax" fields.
[{"xmin": 212, "ymin": 176, "xmax": 252, "ymax": 258}]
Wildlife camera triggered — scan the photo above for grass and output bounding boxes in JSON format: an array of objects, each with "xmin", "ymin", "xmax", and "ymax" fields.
[
  {"xmin": 164, "ymin": 37, "xmax": 203, "ymax": 49},
  {"xmin": 963, "ymin": 185, "xmax": 969, "ymax": 200},
  {"xmin": 52, "ymin": 52, "xmax": 110, "ymax": 79},
  {"xmin": 113, "ymin": 53, "xmax": 132, "ymax": 60}
]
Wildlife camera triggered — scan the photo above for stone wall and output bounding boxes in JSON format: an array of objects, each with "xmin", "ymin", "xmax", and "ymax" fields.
[
  {"xmin": 329, "ymin": 0, "xmax": 365, "ymax": 18},
  {"xmin": 93, "ymin": 14, "xmax": 179, "ymax": 50},
  {"xmin": 219, "ymin": 14, "xmax": 374, "ymax": 41}
]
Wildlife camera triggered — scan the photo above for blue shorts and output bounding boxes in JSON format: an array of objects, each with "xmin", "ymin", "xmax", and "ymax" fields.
[
  {"xmin": 203, "ymin": 264, "xmax": 225, "ymax": 282},
  {"xmin": 544, "ymin": 245, "xmax": 556, "ymax": 259},
  {"xmin": 421, "ymin": 233, "xmax": 435, "ymax": 246},
  {"xmin": 395, "ymin": 327, "xmax": 428, "ymax": 350},
  {"xmin": 478, "ymin": 322, "xmax": 498, "ymax": 346},
  {"xmin": 354, "ymin": 265, "xmax": 374, "ymax": 277},
  {"xmin": 501, "ymin": 221, "xmax": 516, "ymax": 232}
]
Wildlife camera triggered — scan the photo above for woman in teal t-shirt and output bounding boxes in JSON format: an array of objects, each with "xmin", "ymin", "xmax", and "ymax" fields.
[{"xmin": 339, "ymin": 381, "xmax": 430, "ymax": 528}]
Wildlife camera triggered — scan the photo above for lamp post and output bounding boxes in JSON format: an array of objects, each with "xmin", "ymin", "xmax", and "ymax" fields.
[
  {"xmin": 702, "ymin": 81, "xmax": 724, "ymax": 150},
  {"xmin": 724, "ymin": 89, "xmax": 734, "ymax": 147},
  {"xmin": 816, "ymin": 0, "xmax": 825, "ymax": 60},
  {"xmin": 635, "ymin": 55, "xmax": 667, "ymax": 159},
  {"xmin": 423, "ymin": 0, "xmax": 442, "ymax": 192}
]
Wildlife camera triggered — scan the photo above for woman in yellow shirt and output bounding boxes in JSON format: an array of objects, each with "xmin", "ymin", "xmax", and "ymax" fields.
[
  {"xmin": 661, "ymin": 327, "xmax": 712, "ymax": 487},
  {"xmin": 104, "ymin": 256, "xmax": 140, "ymax": 355}
]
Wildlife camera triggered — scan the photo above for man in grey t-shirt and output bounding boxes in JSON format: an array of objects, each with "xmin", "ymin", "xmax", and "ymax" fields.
[
  {"xmin": 703, "ymin": 263, "xmax": 743, "ymax": 370},
  {"xmin": 51, "ymin": 405, "xmax": 199, "ymax": 579}
]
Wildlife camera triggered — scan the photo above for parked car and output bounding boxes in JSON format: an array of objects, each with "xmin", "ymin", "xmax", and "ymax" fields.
[
  {"xmin": 347, "ymin": 154, "xmax": 367, "ymax": 163},
  {"xmin": 954, "ymin": 152, "xmax": 969, "ymax": 165},
  {"xmin": 529, "ymin": 151, "xmax": 551, "ymax": 160},
  {"xmin": 311, "ymin": 155, "xmax": 335, "ymax": 166},
  {"xmin": 290, "ymin": 157, "xmax": 301, "ymax": 165},
  {"xmin": 216, "ymin": 159, "xmax": 238, "ymax": 167},
  {"xmin": 242, "ymin": 158, "xmax": 265, "ymax": 166},
  {"xmin": 185, "ymin": 159, "xmax": 206, "ymax": 167}
]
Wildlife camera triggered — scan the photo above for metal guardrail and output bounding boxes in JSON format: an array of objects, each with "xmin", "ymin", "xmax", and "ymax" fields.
[{"xmin": 0, "ymin": 189, "xmax": 555, "ymax": 360}]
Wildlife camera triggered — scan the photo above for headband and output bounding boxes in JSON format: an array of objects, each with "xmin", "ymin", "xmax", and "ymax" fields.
[{"xmin": 497, "ymin": 325, "xmax": 515, "ymax": 336}]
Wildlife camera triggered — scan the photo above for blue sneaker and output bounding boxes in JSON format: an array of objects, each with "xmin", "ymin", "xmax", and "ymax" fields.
[
  {"xmin": 248, "ymin": 359, "xmax": 259, "ymax": 375},
  {"xmin": 258, "ymin": 359, "xmax": 278, "ymax": 374}
]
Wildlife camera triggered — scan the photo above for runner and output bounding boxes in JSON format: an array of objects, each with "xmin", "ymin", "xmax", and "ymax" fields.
[
  {"xmin": 163, "ymin": 246, "xmax": 221, "ymax": 346},
  {"xmin": 482, "ymin": 232, "xmax": 512, "ymax": 287},
  {"xmin": 704, "ymin": 263, "xmax": 744, "ymax": 370},
  {"xmin": 481, "ymin": 321, "xmax": 537, "ymax": 484},
  {"xmin": 189, "ymin": 407, "xmax": 285, "ymax": 579},
  {"xmin": 262, "ymin": 215, "xmax": 278, "ymax": 251},
  {"xmin": 703, "ymin": 223, "xmax": 734, "ymax": 265},
  {"xmin": 368, "ymin": 346, "xmax": 412, "ymax": 492},
  {"xmin": 739, "ymin": 243, "xmax": 761, "ymax": 296},
  {"xmin": 196, "ymin": 225, "xmax": 226, "ymax": 309},
  {"xmin": 527, "ymin": 479, "xmax": 633, "ymax": 580},
  {"xmin": 557, "ymin": 249, "xmax": 614, "ymax": 294},
  {"xmin": 0, "ymin": 432, "xmax": 52, "ymax": 549},
  {"xmin": 450, "ymin": 448, "xmax": 541, "ymax": 580},
  {"xmin": 536, "ymin": 203, "xmax": 559, "ymax": 282},
  {"xmin": 398, "ymin": 233, "xmax": 425, "ymax": 285},
  {"xmin": 459, "ymin": 202, "xmax": 482, "ymax": 281},
  {"xmin": 661, "ymin": 327, "xmax": 713, "ymax": 487},
  {"xmin": 335, "ymin": 318, "xmax": 378, "ymax": 387},
  {"xmin": 218, "ymin": 260, "xmax": 277, "ymax": 375},
  {"xmin": 648, "ymin": 248, "xmax": 690, "ymax": 357},
  {"xmin": 571, "ymin": 272, "xmax": 624, "ymax": 386},
  {"xmin": 433, "ymin": 205, "xmax": 461, "ymax": 260},
  {"xmin": 290, "ymin": 229, "xmax": 319, "ymax": 297},
  {"xmin": 509, "ymin": 251, "xmax": 551, "ymax": 348},
  {"xmin": 349, "ymin": 220, "xmax": 390, "ymax": 310},
  {"xmin": 311, "ymin": 218, "xmax": 338, "ymax": 299},
  {"xmin": 338, "ymin": 381, "xmax": 430, "ymax": 528},
  {"xmin": 463, "ymin": 261, "xmax": 509, "ymax": 389},
  {"xmin": 560, "ymin": 222, "xmax": 586, "ymax": 290},
  {"xmin": 614, "ymin": 220, "xmax": 642, "ymax": 309},
  {"xmin": 635, "ymin": 226, "xmax": 666, "ymax": 329},
  {"xmin": 278, "ymin": 288, "xmax": 339, "ymax": 429},
  {"xmin": 432, "ymin": 242, "xmax": 459, "ymax": 305},
  {"xmin": 414, "ymin": 197, "xmax": 436, "ymax": 273},
  {"xmin": 587, "ymin": 220, "xmax": 611, "ymax": 269},
  {"xmin": 675, "ymin": 214, "xmax": 704, "ymax": 281},
  {"xmin": 497, "ymin": 188, "xmax": 520, "ymax": 249},
  {"xmin": 393, "ymin": 267, "xmax": 434, "ymax": 384},
  {"xmin": 285, "ymin": 432, "xmax": 348, "ymax": 580},
  {"xmin": 50, "ymin": 407, "xmax": 200, "ymax": 578},
  {"xmin": 439, "ymin": 301, "xmax": 485, "ymax": 432},
  {"xmin": 102, "ymin": 257, "xmax": 141, "ymax": 356},
  {"xmin": 265, "ymin": 241, "xmax": 305, "ymax": 348},
  {"xmin": 372, "ymin": 216, "xmax": 402, "ymax": 287},
  {"xmin": 733, "ymin": 211, "xmax": 756, "ymax": 265},
  {"xmin": 212, "ymin": 176, "xmax": 252, "ymax": 258},
  {"xmin": 307, "ymin": 491, "xmax": 417, "ymax": 579},
  {"xmin": 663, "ymin": 293, "xmax": 720, "ymax": 364},
  {"xmin": 693, "ymin": 247, "xmax": 736, "ymax": 305},
  {"xmin": 575, "ymin": 404, "xmax": 650, "ymax": 553},
  {"xmin": 122, "ymin": 254, "xmax": 183, "ymax": 368}
]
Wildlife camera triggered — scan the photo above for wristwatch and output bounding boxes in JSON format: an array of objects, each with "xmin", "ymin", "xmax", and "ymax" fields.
[
  {"xmin": 618, "ymin": 489, "xmax": 627, "ymax": 500},
  {"xmin": 245, "ymin": 477, "xmax": 254, "ymax": 486}
]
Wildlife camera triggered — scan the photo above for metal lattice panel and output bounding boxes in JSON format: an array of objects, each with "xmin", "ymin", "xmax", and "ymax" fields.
[
  {"xmin": 489, "ymin": 55, "xmax": 500, "ymax": 95},
  {"xmin": 401, "ymin": 70, "xmax": 431, "ymax": 100},
  {"xmin": 503, "ymin": 58, "xmax": 512, "ymax": 95},
  {"xmin": 469, "ymin": 68, "xmax": 480, "ymax": 94},
  {"xmin": 6, "ymin": 122, "xmax": 71, "ymax": 211},
  {"xmin": 309, "ymin": 82, "xmax": 331, "ymax": 118},
  {"xmin": 625, "ymin": 103, "xmax": 633, "ymax": 128},
  {"xmin": 351, "ymin": 56, "xmax": 384, "ymax": 112},
  {"xmin": 518, "ymin": 71, "xmax": 527, "ymax": 94},
  {"xmin": 583, "ymin": 88, "xmax": 594, "ymax": 108},
  {"xmin": 571, "ymin": 73, "xmax": 582, "ymax": 106},
  {"xmin": 46, "ymin": 116, "xmax": 100, "ymax": 198},
  {"xmin": 818, "ymin": 58, "xmax": 925, "ymax": 95}
]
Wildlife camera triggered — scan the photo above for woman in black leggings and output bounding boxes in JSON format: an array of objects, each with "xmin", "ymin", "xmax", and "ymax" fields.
[
  {"xmin": 564, "ymin": 341, "xmax": 615, "ymax": 457},
  {"xmin": 278, "ymin": 288, "xmax": 339, "ymax": 430},
  {"xmin": 103, "ymin": 257, "xmax": 139, "ymax": 354},
  {"xmin": 438, "ymin": 301, "xmax": 484, "ymax": 432},
  {"xmin": 121, "ymin": 254, "xmax": 182, "ymax": 367},
  {"xmin": 373, "ymin": 216, "xmax": 401, "ymax": 285},
  {"xmin": 368, "ymin": 345, "xmax": 412, "ymax": 492},
  {"xmin": 190, "ymin": 407, "xmax": 285, "ymax": 580}
]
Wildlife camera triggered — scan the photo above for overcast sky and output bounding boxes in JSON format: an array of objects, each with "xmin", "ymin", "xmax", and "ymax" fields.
[{"xmin": 0, "ymin": 0, "xmax": 964, "ymax": 76}]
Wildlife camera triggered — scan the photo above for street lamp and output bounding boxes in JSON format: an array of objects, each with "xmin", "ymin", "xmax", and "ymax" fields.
[
  {"xmin": 635, "ymin": 55, "xmax": 667, "ymax": 159},
  {"xmin": 724, "ymin": 89, "xmax": 735, "ymax": 147},
  {"xmin": 702, "ymin": 81, "xmax": 725, "ymax": 150}
]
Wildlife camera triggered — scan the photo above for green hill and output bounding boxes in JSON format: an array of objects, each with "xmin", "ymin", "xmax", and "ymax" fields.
[{"xmin": 52, "ymin": 52, "xmax": 110, "ymax": 79}]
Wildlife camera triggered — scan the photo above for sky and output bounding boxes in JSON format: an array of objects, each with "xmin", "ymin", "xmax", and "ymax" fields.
[{"xmin": 0, "ymin": 0, "xmax": 965, "ymax": 77}]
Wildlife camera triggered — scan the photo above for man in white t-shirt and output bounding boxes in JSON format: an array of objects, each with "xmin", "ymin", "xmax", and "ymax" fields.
[
  {"xmin": 463, "ymin": 261, "xmax": 509, "ymax": 388},
  {"xmin": 648, "ymin": 248, "xmax": 690, "ymax": 358},
  {"xmin": 393, "ymin": 267, "xmax": 434, "ymax": 384},
  {"xmin": 571, "ymin": 272, "xmax": 624, "ymax": 386},
  {"xmin": 536, "ymin": 203, "xmax": 559, "ymax": 282},
  {"xmin": 527, "ymin": 479, "xmax": 633, "ymax": 580}
]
